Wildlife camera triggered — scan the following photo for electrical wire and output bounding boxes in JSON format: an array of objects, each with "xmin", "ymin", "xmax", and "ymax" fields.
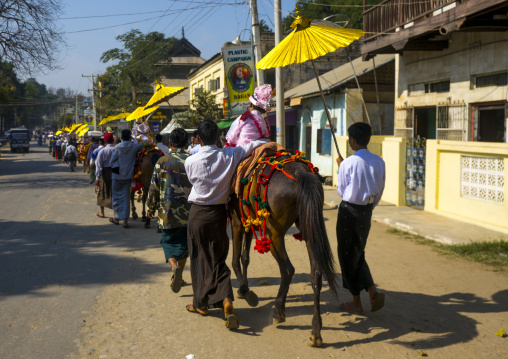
[{"xmin": 63, "ymin": 4, "xmax": 241, "ymax": 34}]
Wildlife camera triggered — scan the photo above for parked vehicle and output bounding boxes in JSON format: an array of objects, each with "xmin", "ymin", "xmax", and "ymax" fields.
[{"xmin": 9, "ymin": 127, "xmax": 30, "ymax": 153}]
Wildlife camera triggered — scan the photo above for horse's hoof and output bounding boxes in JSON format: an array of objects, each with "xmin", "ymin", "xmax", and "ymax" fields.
[
  {"xmin": 307, "ymin": 334, "xmax": 323, "ymax": 348},
  {"xmin": 244, "ymin": 291, "xmax": 259, "ymax": 307},
  {"xmin": 273, "ymin": 315, "xmax": 286, "ymax": 325}
]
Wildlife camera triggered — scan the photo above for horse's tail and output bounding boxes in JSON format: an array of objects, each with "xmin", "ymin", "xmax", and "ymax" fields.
[{"xmin": 296, "ymin": 171, "xmax": 339, "ymax": 297}]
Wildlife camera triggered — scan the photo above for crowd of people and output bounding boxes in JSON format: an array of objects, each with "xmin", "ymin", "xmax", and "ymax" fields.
[{"xmin": 50, "ymin": 84, "xmax": 386, "ymax": 332}]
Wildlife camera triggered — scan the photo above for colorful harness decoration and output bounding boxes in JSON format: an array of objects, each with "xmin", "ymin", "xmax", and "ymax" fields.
[
  {"xmin": 79, "ymin": 142, "xmax": 92, "ymax": 162},
  {"xmin": 238, "ymin": 150, "xmax": 325, "ymax": 254},
  {"xmin": 132, "ymin": 144, "xmax": 163, "ymax": 193}
]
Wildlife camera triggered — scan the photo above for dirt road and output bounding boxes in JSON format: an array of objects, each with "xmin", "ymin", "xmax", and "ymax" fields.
[
  {"xmin": 1, "ymin": 144, "xmax": 506, "ymax": 358},
  {"xmin": 70, "ymin": 207, "xmax": 508, "ymax": 359}
]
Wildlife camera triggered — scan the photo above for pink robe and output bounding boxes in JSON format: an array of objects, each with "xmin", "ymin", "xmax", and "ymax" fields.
[{"xmin": 225, "ymin": 110, "xmax": 271, "ymax": 147}]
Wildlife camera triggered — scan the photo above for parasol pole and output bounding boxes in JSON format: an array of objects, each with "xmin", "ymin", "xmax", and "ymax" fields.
[{"xmin": 311, "ymin": 59, "xmax": 341, "ymax": 157}]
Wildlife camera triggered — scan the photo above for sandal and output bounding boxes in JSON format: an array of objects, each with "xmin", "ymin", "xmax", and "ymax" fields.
[
  {"xmin": 340, "ymin": 302, "xmax": 364, "ymax": 315},
  {"xmin": 123, "ymin": 222, "xmax": 129, "ymax": 228},
  {"xmin": 171, "ymin": 267, "xmax": 183, "ymax": 293},
  {"xmin": 96, "ymin": 212, "xmax": 105, "ymax": 218},
  {"xmin": 186, "ymin": 304, "xmax": 209, "ymax": 316},
  {"xmin": 109, "ymin": 218, "xmax": 119, "ymax": 225},
  {"xmin": 370, "ymin": 292, "xmax": 385, "ymax": 312}
]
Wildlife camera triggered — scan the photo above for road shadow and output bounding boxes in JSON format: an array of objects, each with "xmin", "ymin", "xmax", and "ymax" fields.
[
  {"xmin": 0, "ymin": 219, "xmax": 166, "ymax": 298},
  {"xmin": 230, "ymin": 272, "xmax": 508, "ymax": 350}
]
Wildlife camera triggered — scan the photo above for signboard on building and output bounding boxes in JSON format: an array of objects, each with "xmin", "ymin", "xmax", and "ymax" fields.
[
  {"xmin": 222, "ymin": 45, "xmax": 255, "ymax": 117},
  {"xmin": 152, "ymin": 122, "xmax": 160, "ymax": 134},
  {"xmin": 84, "ymin": 109, "xmax": 94, "ymax": 126}
]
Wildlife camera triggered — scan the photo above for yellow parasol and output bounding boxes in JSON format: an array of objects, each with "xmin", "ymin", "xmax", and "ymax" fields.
[
  {"xmin": 55, "ymin": 130, "xmax": 64, "ymax": 135},
  {"xmin": 77, "ymin": 125, "xmax": 90, "ymax": 137},
  {"xmin": 126, "ymin": 104, "xmax": 159, "ymax": 122},
  {"xmin": 144, "ymin": 82, "xmax": 187, "ymax": 110},
  {"xmin": 69, "ymin": 123, "xmax": 86, "ymax": 134},
  {"xmin": 256, "ymin": 8, "xmax": 364, "ymax": 155},
  {"xmin": 99, "ymin": 110, "xmax": 131, "ymax": 126}
]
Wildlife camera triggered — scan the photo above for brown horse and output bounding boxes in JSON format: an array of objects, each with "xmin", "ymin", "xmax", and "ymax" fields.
[
  {"xmin": 130, "ymin": 149, "xmax": 162, "ymax": 228},
  {"xmin": 230, "ymin": 159, "xmax": 338, "ymax": 347}
]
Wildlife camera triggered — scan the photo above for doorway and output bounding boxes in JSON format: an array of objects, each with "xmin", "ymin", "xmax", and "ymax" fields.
[
  {"xmin": 305, "ymin": 124, "xmax": 312, "ymax": 162},
  {"xmin": 414, "ymin": 107, "xmax": 436, "ymax": 140},
  {"xmin": 478, "ymin": 106, "xmax": 505, "ymax": 142}
]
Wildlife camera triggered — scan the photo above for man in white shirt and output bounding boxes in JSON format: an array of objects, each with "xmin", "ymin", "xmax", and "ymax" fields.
[
  {"xmin": 336, "ymin": 122, "xmax": 386, "ymax": 315},
  {"xmin": 155, "ymin": 134, "xmax": 169, "ymax": 155},
  {"xmin": 184, "ymin": 120, "xmax": 267, "ymax": 329}
]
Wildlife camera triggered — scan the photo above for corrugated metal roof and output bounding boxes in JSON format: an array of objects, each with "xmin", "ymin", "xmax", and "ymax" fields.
[{"xmin": 284, "ymin": 54, "xmax": 395, "ymax": 99}]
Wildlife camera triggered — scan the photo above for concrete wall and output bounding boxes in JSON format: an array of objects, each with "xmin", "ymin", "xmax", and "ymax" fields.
[
  {"xmin": 425, "ymin": 140, "xmax": 508, "ymax": 234},
  {"xmin": 395, "ymin": 31, "xmax": 508, "ymax": 140},
  {"xmin": 298, "ymin": 93, "xmax": 345, "ymax": 177},
  {"xmin": 397, "ymin": 31, "xmax": 508, "ymax": 106}
]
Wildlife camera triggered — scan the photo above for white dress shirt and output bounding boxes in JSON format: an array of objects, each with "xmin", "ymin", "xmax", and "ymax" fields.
[
  {"xmin": 156, "ymin": 142, "xmax": 169, "ymax": 155},
  {"xmin": 189, "ymin": 144, "xmax": 201, "ymax": 155},
  {"xmin": 185, "ymin": 139, "xmax": 268, "ymax": 205},
  {"xmin": 95, "ymin": 144, "xmax": 115, "ymax": 180},
  {"xmin": 337, "ymin": 149, "xmax": 385, "ymax": 207}
]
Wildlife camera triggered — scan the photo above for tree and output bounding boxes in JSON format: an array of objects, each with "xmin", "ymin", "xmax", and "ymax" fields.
[
  {"xmin": 184, "ymin": 89, "xmax": 222, "ymax": 128},
  {"xmin": 259, "ymin": 19, "xmax": 272, "ymax": 33},
  {"xmin": 100, "ymin": 29, "xmax": 178, "ymax": 105},
  {"xmin": 0, "ymin": 0, "xmax": 65, "ymax": 75},
  {"xmin": 282, "ymin": 1, "xmax": 383, "ymax": 32}
]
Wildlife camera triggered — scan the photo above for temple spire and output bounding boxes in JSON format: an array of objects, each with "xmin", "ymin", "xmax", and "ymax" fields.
[{"xmin": 182, "ymin": 27, "xmax": 185, "ymax": 39}]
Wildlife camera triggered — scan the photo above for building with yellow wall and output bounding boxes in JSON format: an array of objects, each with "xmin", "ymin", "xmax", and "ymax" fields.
[{"xmin": 187, "ymin": 52, "xmax": 225, "ymax": 109}]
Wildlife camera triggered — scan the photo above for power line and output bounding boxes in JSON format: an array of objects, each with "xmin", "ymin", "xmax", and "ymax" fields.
[
  {"xmin": 63, "ymin": 4, "xmax": 241, "ymax": 34},
  {"xmin": 58, "ymin": 1, "xmax": 247, "ymax": 19}
]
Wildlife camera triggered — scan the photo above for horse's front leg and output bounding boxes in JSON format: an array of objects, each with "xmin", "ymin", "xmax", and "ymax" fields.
[
  {"xmin": 141, "ymin": 187, "xmax": 147, "ymax": 222},
  {"xmin": 231, "ymin": 212, "xmax": 246, "ymax": 295},
  {"xmin": 269, "ymin": 231, "xmax": 294, "ymax": 324},
  {"xmin": 240, "ymin": 230, "xmax": 258, "ymax": 307},
  {"xmin": 130, "ymin": 189, "xmax": 138, "ymax": 220},
  {"xmin": 306, "ymin": 239, "xmax": 323, "ymax": 348}
]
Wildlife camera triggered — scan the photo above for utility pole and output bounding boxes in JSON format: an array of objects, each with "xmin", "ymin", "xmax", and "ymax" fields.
[
  {"xmin": 91, "ymin": 74, "xmax": 97, "ymax": 131},
  {"xmin": 250, "ymin": 0, "xmax": 264, "ymax": 85},
  {"xmin": 82, "ymin": 74, "xmax": 97, "ymax": 131},
  {"xmin": 274, "ymin": 0, "xmax": 285, "ymax": 146},
  {"xmin": 75, "ymin": 95, "xmax": 78, "ymax": 124}
]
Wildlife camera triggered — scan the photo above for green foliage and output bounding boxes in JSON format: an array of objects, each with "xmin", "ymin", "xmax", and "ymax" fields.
[
  {"xmin": 282, "ymin": 1, "xmax": 383, "ymax": 32},
  {"xmin": 387, "ymin": 229, "xmax": 508, "ymax": 270},
  {"xmin": 259, "ymin": 19, "xmax": 272, "ymax": 33},
  {"xmin": 185, "ymin": 89, "xmax": 222, "ymax": 128},
  {"xmin": 99, "ymin": 29, "xmax": 178, "ymax": 111}
]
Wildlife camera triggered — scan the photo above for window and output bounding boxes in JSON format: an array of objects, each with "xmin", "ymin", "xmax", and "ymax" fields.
[
  {"xmin": 425, "ymin": 80, "xmax": 450, "ymax": 93},
  {"xmin": 317, "ymin": 128, "xmax": 331, "ymax": 155},
  {"xmin": 408, "ymin": 83, "xmax": 425, "ymax": 96},
  {"xmin": 207, "ymin": 78, "xmax": 221, "ymax": 91},
  {"xmin": 475, "ymin": 72, "xmax": 508, "ymax": 88}
]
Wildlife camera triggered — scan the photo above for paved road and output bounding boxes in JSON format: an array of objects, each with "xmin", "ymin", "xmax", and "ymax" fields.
[
  {"xmin": 1, "ymin": 142, "xmax": 507, "ymax": 359},
  {"xmin": 0, "ymin": 142, "xmax": 165, "ymax": 358}
]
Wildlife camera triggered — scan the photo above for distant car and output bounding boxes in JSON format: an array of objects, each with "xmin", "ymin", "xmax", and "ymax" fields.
[{"xmin": 0, "ymin": 135, "xmax": 8, "ymax": 145}]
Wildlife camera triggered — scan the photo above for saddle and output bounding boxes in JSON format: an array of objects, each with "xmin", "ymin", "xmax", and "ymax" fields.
[{"xmin": 231, "ymin": 142, "xmax": 285, "ymax": 196}]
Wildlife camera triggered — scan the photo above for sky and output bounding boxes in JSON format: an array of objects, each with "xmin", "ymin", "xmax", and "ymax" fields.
[{"xmin": 36, "ymin": 0, "xmax": 295, "ymax": 95}]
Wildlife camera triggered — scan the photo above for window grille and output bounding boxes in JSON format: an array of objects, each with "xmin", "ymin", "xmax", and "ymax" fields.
[
  {"xmin": 436, "ymin": 104, "xmax": 466, "ymax": 141},
  {"xmin": 425, "ymin": 81, "xmax": 450, "ymax": 93},
  {"xmin": 394, "ymin": 107, "xmax": 414, "ymax": 138},
  {"xmin": 475, "ymin": 73, "xmax": 507, "ymax": 88},
  {"xmin": 461, "ymin": 156, "xmax": 504, "ymax": 204}
]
